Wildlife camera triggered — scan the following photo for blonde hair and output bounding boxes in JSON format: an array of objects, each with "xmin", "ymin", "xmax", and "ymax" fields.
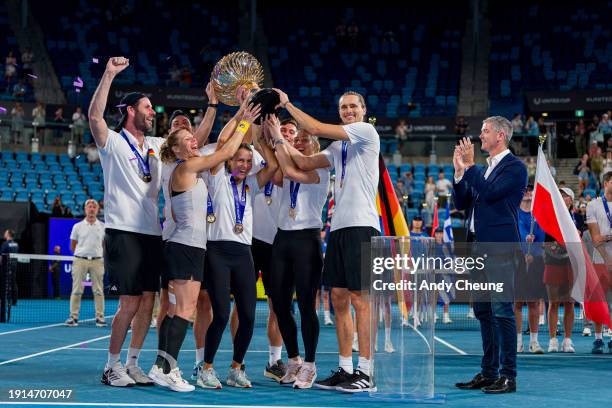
[
  {"xmin": 160, "ymin": 128, "xmax": 185, "ymax": 164},
  {"xmin": 339, "ymin": 91, "xmax": 366, "ymax": 109},
  {"xmin": 84, "ymin": 199, "xmax": 99, "ymax": 209}
]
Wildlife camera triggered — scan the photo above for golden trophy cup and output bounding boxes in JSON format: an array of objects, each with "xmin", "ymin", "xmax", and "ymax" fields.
[{"xmin": 211, "ymin": 51, "xmax": 279, "ymax": 124}]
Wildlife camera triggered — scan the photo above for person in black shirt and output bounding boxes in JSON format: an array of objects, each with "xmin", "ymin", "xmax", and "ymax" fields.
[
  {"xmin": 1, "ymin": 229, "xmax": 19, "ymax": 306},
  {"xmin": 48, "ymin": 245, "xmax": 62, "ymax": 299}
]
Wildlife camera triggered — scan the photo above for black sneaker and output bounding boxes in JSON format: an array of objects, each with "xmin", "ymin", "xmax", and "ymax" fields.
[
  {"xmin": 314, "ymin": 367, "xmax": 352, "ymax": 390},
  {"xmin": 608, "ymin": 340, "xmax": 612, "ymax": 354},
  {"xmin": 335, "ymin": 369, "xmax": 376, "ymax": 393},
  {"xmin": 264, "ymin": 360, "xmax": 287, "ymax": 382}
]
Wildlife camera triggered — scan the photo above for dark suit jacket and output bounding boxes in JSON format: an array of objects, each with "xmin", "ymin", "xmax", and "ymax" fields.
[{"xmin": 453, "ymin": 152, "xmax": 528, "ymax": 243}]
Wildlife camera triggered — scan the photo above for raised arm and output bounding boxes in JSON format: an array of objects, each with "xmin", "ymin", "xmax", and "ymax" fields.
[
  {"xmin": 283, "ymin": 139, "xmax": 331, "ymax": 171},
  {"xmin": 273, "ymin": 88, "xmax": 349, "ymax": 141},
  {"xmin": 254, "ymin": 127, "xmax": 279, "ymax": 189},
  {"xmin": 264, "ymin": 115, "xmax": 320, "ymax": 184},
  {"xmin": 88, "ymin": 57, "xmax": 130, "ymax": 148},
  {"xmin": 194, "ymin": 82, "xmax": 218, "ymax": 148}
]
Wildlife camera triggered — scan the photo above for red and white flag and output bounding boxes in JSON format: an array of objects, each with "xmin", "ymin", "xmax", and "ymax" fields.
[
  {"xmin": 532, "ymin": 146, "xmax": 611, "ymax": 326},
  {"xmin": 430, "ymin": 201, "xmax": 439, "ymax": 237}
]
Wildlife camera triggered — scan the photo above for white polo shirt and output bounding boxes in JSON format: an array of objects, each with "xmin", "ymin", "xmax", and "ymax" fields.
[
  {"xmin": 277, "ymin": 169, "xmax": 330, "ymax": 231},
  {"xmin": 70, "ymin": 218, "xmax": 105, "ymax": 258},
  {"xmin": 98, "ymin": 128, "xmax": 165, "ymax": 236},
  {"xmin": 253, "ymin": 184, "xmax": 282, "ymax": 244},
  {"xmin": 586, "ymin": 196, "xmax": 612, "ymax": 264},
  {"xmin": 321, "ymin": 122, "xmax": 380, "ymax": 232}
]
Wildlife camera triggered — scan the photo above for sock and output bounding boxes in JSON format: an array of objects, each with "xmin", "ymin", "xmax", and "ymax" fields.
[
  {"xmin": 357, "ymin": 357, "xmax": 371, "ymax": 376},
  {"xmin": 385, "ymin": 326, "xmax": 391, "ymax": 343},
  {"xmin": 353, "ymin": 332, "xmax": 358, "ymax": 342},
  {"xmin": 324, "ymin": 310, "xmax": 331, "ymax": 321},
  {"xmin": 163, "ymin": 316, "xmax": 190, "ymax": 374},
  {"xmin": 155, "ymin": 316, "xmax": 173, "ymax": 370},
  {"xmin": 106, "ymin": 352, "xmax": 120, "ymax": 369},
  {"xmin": 516, "ymin": 334, "xmax": 522, "ymax": 345},
  {"xmin": 269, "ymin": 345, "xmax": 282, "ymax": 366},
  {"xmin": 339, "ymin": 355, "xmax": 353, "ymax": 374},
  {"xmin": 126, "ymin": 347, "xmax": 140, "ymax": 368},
  {"xmin": 195, "ymin": 348, "xmax": 205, "ymax": 364},
  {"xmin": 530, "ymin": 332, "xmax": 538, "ymax": 343},
  {"xmin": 595, "ymin": 332, "xmax": 603, "ymax": 340},
  {"xmin": 444, "ymin": 311, "xmax": 450, "ymax": 319}
]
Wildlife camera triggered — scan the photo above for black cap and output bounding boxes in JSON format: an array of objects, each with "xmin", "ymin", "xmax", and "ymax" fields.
[
  {"xmin": 169, "ymin": 109, "xmax": 189, "ymax": 123},
  {"xmin": 116, "ymin": 92, "xmax": 147, "ymax": 128},
  {"xmin": 435, "ymin": 227, "xmax": 444, "ymax": 233},
  {"xmin": 526, "ymin": 184, "xmax": 534, "ymax": 191},
  {"xmin": 413, "ymin": 215, "xmax": 423, "ymax": 221}
]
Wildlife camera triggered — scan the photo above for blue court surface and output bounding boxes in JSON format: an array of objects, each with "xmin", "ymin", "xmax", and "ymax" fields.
[{"xmin": 0, "ymin": 300, "xmax": 610, "ymax": 407}]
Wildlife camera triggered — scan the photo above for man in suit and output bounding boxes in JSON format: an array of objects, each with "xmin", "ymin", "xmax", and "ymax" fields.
[{"xmin": 452, "ymin": 116, "xmax": 528, "ymax": 394}]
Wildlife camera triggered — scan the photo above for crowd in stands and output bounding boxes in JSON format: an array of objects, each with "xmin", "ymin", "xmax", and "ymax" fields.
[{"xmin": 4, "ymin": 48, "xmax": 35, "ymax": 101}]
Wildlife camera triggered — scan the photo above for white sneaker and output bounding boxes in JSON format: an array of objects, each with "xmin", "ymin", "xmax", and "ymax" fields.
[
  {"xmin": 227, "ymin": 367, "xmax": 252, "ymax": 388},
  {"xmin": 148, "ymin": 365, "xmax": 170, "ymax": 388},
  {"xmin": 529, "ymin": 341, "xmax": 544, "ymax": 354},
  {"xmin": 324, "ymin": 317, "xmax": 334, "ymax": 326},
  {"xmin": 605, "ymin": 328, "xmax": 612, "ymax": 337},
  {"xmin": 150, "ymin": 318, "xmax": 157, "ymax": 328},
  {"xmin": 434, "ymin": 313, "xmax": 439, "ymax": 322},
  {"xmin": 280, "ymin": 358, "xmax": 302, "ymax": 385},
  {"xmin": 294, "ymin": 362, "xmax": 317, "ymax": 389},
  {"xmin": 548, "ymin": 337, "xmax": 559, "ymax": 352},
  {"xmin": 165, "ymin": 368, "xmax": 195, "ymax": 392},
  {"xmin": 467, "ymin": 308, "xmax": 475, "ymax": 319},
  {"xmin": 384, "ymin": 339, "xmax": 395, "ymax": 353},
  {"xmin": 102, "ymin": 362, "xmax": 136, "ymax": 387},
  {"xmin": 126, "ymin": 365, "xmax": 154, "ymax": 386},
  {"xmin": 517, "ymin": 342, "xmax": 524, "ymax": 353},
  {"xmin": 198, "ymin": 367, "xmax": 222, "ymax": 389},
  {"xmin": 401, "ymin": 319, "xmax": 410, "ymax": 327},
  {"xmin": 583, "ymin": 327, "xmax": 592, "ymax": 336},
  {"xmin": 561, "ymin": 338, "xmax": 575, "ymax": 353},
  {"xmin": 442, "ymin": 315, "xmax": 453, "ymax": 324}
]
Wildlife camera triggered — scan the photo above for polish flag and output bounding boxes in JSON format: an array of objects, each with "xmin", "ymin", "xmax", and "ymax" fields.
[
  {"xmin": 532, "ymin": 146, "xmax": 611, "ymax": 326},
  {"xmin": 430, "ymin": 201, "xmax": 439, "ymax": 237}
]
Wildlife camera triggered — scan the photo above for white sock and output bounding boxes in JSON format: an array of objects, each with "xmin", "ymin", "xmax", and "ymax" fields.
[
  {"xmin": 269, "ymin": 345, "xmax": 282, "ymax": 366},
  {"xmin": 385, "ymin": 327, "xmax": 391, "ymax": 343},
  {"xmin": 353, "ymin": 332, "xmax": 358, "ymax": 342},
  {"xmin": 339, "ymin": 355, "xmax": 353, "ymax": 373},
  {"xmin": 530, "ymin": 332, "xmax": 538, "ymax": 343},
  {"xmin": 357, "ymin": 357, "xmax": 371, "ymax": 376},
  {"xmin": 516, "ymin": 334, "xmax": 522, "ymax": 344},
  {"xmin": 443, "ymin": 312, "xmax": 450, "ymax": 319},
  {"xmin": 596, "ymin": 332, "xmax": 603, "ymax": 340},
  {"xmin": 125, "ymin": 347, "xmax": 140, "ymax": 368},
  {"xmin": 324, "ymin": 310, "xmax": 331, "ymax": 320},
  {"xmin": 195, "ymin": 347, "xmax": 204, "ymax": 364},
  {"xmin": 106, "ymin": 352, "xmax": 120, "ymax": 369}
]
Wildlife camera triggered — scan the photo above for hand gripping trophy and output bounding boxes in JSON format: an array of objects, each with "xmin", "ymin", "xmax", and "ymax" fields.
[{"xmin": 211, "ymin": 51, "xmax": 280, "ymax": 124}]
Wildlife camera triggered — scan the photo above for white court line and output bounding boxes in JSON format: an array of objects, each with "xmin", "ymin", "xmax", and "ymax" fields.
[
  {"xmin": 434, "ymin": 335, "xmax": 467, "ymax": 355},
  {"xmin": 0, "ymin": 334, "xmax": 111, "ymax": 366},
  {"xmin": 0, "ymin": 403, "xmax": 331, "ymax": 408},
  {"xmin": 0, "ymin": 315, "xmax": 115, "ymax": 337}
]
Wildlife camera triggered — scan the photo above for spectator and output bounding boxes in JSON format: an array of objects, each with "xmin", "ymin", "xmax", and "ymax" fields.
[
  {"xmin": 83, "ymin": 143, "xmax": 100, "ymax": 163},
  {"xmin": 53, "ymin": 107, "xmax": 66, "ymax": 144},
  {"xmin": 524, "ymin": 116, "xmax": 538, "ymax": 136},
  {"xmin": 526, "ymin": 157, "xmax": 537, "ymax": 181},
  {"xmin": 454, "ymin": 116, "xmax": 469, "ymax": 136},
  {"xmin": 598, "ymin": 113, "xmax": 612, "ymax": 144},
  {"xmin": 5, "ymin": 50, "xmax": 17, "ymax": 87},
  {"xmin": 399, "ymin": 171, "xmax": 414, "ymax": 191},
  {"xmin": 52, "ymin": 196, "xmax": 65, "ymax": 216},
  {"xmin": 168, "ymin": 63, "xmax": 181, "ymax": 86},
  {"xmin": 219, "ymin": 110, "xmax": 231, "ymax": 128},
  {"xmin": 32, "ymin": 102, "xmax": 46, "ymax": 141},
  {"xmin": 558, "ymin": 121, "xmax": 576, "ymax": 158},
  {"xmin": 71, "ymin": 107, "xmax": 87, "ymax": 145},
  {"xmin": 435, "ymin": 171, "xmax": 453, "ymax": 206},
  {"xmin": 589, "ymin": 140, "xmax": 599, "ymax": 158},
  {"xmin": 591, "ymin": 147, "xmax": 604, "ymax": 186},
  {"xmin": 395, "ymin": 180, "xmax": 410, "ymax": 210},
  {"xmin": 156, "ymin": 112, "xmax": 168, "ymax": 138},
  {"xmin": 511, "ymin": 113, "xmax": 523, "ymax": 134},
  {"xmin": 547, "ymin": 159, "xmax": 557, "ymax": 180},
  {"xmin": 395, "ymin": 118, "xmax": 408, "ymax": 150},
  {"xmin": 575, "ymin": 119, "xmax": 587, "ymax": 157},
  {"xmin": 12, "ymin": 79, "xmax": 26, "ymax": 100},
  {"xmin": 193, "ymin": 109, "xmax": 204, "ymax": 128},
  {"xmin": 588, "ymin": 115, "xmax": 603, "ymax": 147},
  {"xmin": 602, "ymin": 150, "xmax": 612, "ymax": 181},
  {"xmin": 48, "ymin": 245, "xmax": 62, "ymax": 299},
  {"xmin": 10, "ymin": 102, "xmax": 25, "ymax": 144},
  {"xmin": 574, "ymin": 154, "xmax": 591, "ymax": 195},
  {"xmin": 425, "ymin": 175, "xmax": 436, "ymax": 209},
  {"xmin": 21, "ymin": 47, "xmax": 34, "ymax": 78}
]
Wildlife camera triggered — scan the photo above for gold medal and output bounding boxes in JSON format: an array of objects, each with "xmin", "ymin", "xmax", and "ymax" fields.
[
  {"xmin": 266, "ymin": 197, "xmax": 272, "ymax": 206},
  {"xmin": 234, "ymin": 223, "xmax": 244, "ymax": 234},
  {"xmin": 288, "ymin": 207, "xmax": 297, "ymax": 219},
  {"xmin": 206, "ymin": 214, "xmax": 217, "ymax": 224},
  {"xmin": 143, "ymin": 174, "xmax": 152, "ymax": 183}
]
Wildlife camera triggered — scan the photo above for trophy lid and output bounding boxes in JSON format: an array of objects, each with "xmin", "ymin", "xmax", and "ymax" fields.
[{"xmin": 211, "ymin": 52, "xmax": 264, "ymax": 106}]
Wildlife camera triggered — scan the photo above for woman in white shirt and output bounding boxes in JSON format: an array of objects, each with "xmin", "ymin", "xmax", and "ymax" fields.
[
  {"xmin": 148, "ymin": 103, "xmax": 260, "ymax": 392},
  {"xmin": 264, "ymin": 116, "xmax": 330, "ymax": 389}
]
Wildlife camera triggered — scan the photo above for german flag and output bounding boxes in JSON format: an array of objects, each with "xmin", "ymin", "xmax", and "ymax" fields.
[{"xmin": 376, "ymin": 154, "xmax": 410, "ymax": 236}]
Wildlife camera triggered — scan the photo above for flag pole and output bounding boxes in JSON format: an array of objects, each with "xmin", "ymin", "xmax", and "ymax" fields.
[{"xmin": 528, "ymin": 134, "xmax": 549, "ymax": 255}]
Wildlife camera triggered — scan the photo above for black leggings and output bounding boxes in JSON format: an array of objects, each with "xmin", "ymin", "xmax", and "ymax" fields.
[
  {"xmin": 269, "ymin": 228, "xmax": 323, "ymax": 362},
  {"xmin": 204, "ymin": 241, "xmax": 256, "ymax": 365}
]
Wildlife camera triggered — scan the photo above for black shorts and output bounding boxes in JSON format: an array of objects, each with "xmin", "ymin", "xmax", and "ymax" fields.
[
  {"xmin": 322, "ymin": 226, "xmax": 380, "ymax": 291},
  {"xmin": 164, "ymin": 241, "xmax": 206, "ymax": 283},
  {"xmin": 515, "ymin": 254, "xmax": 546, "ymax": 301},
  {"xmin": 251, "ymin": 238, "xmax": 273, "ymax": 295},
  {"xmin": 104, "ymin": 229, "xmax": 163, "ymax": 296}
]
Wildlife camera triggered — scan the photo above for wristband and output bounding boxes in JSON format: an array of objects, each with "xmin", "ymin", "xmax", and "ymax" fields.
[
  {"xmin": 236, "ymin": 120, "xmax": 251, "ymax": 135},
  {"xmin": 208, "ymin": 103, "xmax": 218, "ymax": 108},
  {"xmin": 274, "ymin": 138, "xmax": 285, "ymax": 146}
]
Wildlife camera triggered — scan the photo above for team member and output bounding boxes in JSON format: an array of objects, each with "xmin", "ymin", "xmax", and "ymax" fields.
[
  {"xmin": 515, "ymin": 185, "xmax": 545, "ymax": 354},
  {"xmin": 543, "ymin": 188, "xmax": 576, "ymax": 353},
  {"xmin": 265, "ymin": 118, "xmax": 329, "ymax": 389},
  {"xmin": 148, "ymin": 102, "xmax": 260, "ymax": 392},
  {"xmin": 273, "ymin": 89, "xmax": 380, "ymax": 393},
  {"xmin": 585, "ymin": 172, "xmax": 612, "ymax": 353},
  {"xmin": 198, "ymin": 133, "xmax": 278, "ymax": 389},
  {"xmin": 65, "ymin": 200, "xmax": 106, "ymax": 327},
  {"xmin": 90, "ymin": 57, "xmax": 165, "ymax": 387},
  {"xmin": 251, "ymin": 117, "xmax": 299, "ymax": 383},
  {"xmin": 453, "ymin": 117, "xmax": 527, "ymax": 394}
]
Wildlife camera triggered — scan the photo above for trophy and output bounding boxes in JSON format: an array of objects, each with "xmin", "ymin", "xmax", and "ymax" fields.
[{"xmin": 211, "ymin": 51, "xmax": 280, "ymax": 124}]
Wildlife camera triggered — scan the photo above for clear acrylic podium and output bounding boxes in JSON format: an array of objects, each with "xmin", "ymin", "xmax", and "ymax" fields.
[{"xmin": 367, "ymin": 236, "xmax": 439, "ymax": 402}]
